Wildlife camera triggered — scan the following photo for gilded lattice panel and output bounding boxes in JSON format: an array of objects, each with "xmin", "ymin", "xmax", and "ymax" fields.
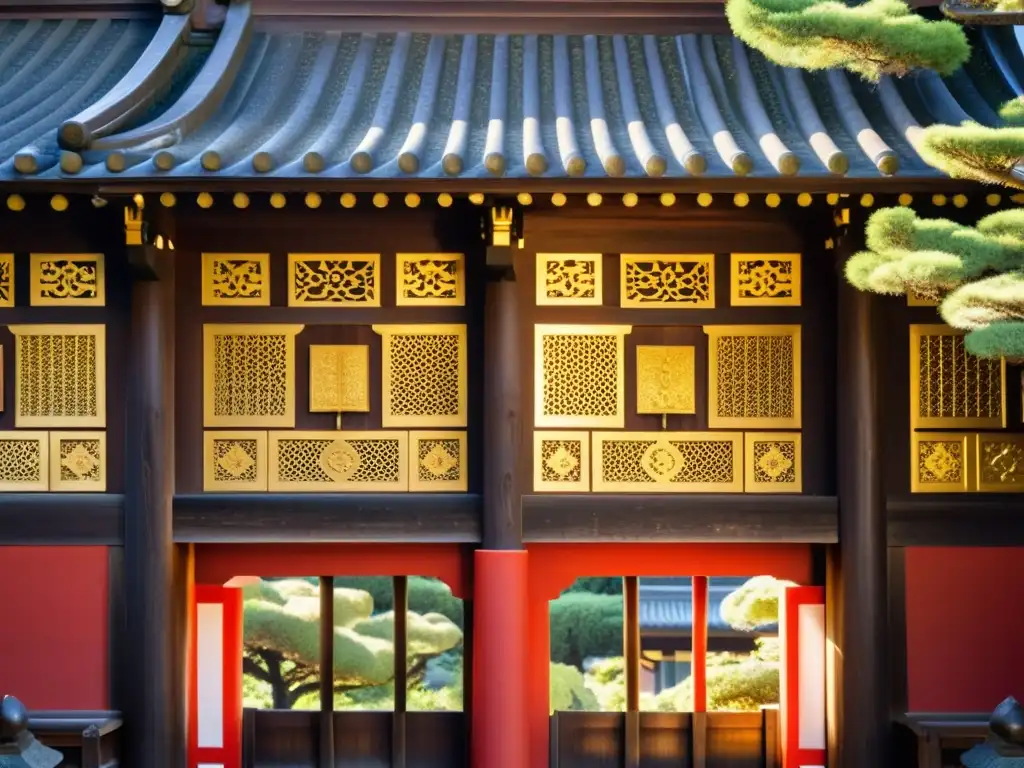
[
  {"xmin": 743, "ymin": 432, "xmax": 802, "ymax": 493},
  {"xmin": 536, "ymin": 254, "xmax": 603, "ymax": 306},
  {"xmin": 396, "ymin": 253, "xmax": 465, "ymax": 307},
  {"xmin": 202, "ymin": 253, "xmax": 271, "ymax": 306},
  {"xmin": 268, "ymin": 430, "xmax": 408, "ymax": 492},
  {"xmin": 309, "ymin": 345, "xmax": 370, "ymax": 413},
  {"xmin": 911, "ymin": 432, "xmax": 972, "ymax": 493},
  {"xmin": 976, "ymin": 433, "xmax": 1024, "ymax": 493},
  {"xmin": 203, "ymin": 324, "xmax": 304, "ymax": 428},
  {"xmin": 730, "ymin": 254, "xmax": 801, "ymax": 306},
  {"xmin": 636, "ymin": 346, "xmax": 695, "ymax": 415},
  {"xmin": 288, "ymin": 254, "xmax": 381, "ymax": 307},
  {"xmin": 374, "ymin": 324, "xmax": 467, "ymax": 428},
  {"xmin": 533, "ymin": 431, "xmax": 590, "ymax": 492},
  {"xmin": 705, "ymin": 325, "xmax": 801, "ymax": 429},
  {"xmin": 0, "ymin": 253, "xmax": 12, "ymax": 308},
  {"xmin": 203, "ymin": 431, "xmax": 268, "ymax": 492},
  {"xmin": 49, "ymin": 431, "xmax": 106, "ymax": 492},
  {"xmin": 535, "ymin": 325, "xmax": 631, "ymax": 429},
  {"xmin": 29, "ymin": 254, "xmax": 105, "ymax": 306},
  {"xmin": 409, "ymin": 431, "xmax": 467, "ymax": 491},
  {"xmin": 9, "ymin": 324, "xmax": 106, "ymax": 428},
  {"xmin": 0, "ymin": 431, "xmax": 48, "ymax": 492},
  {"xmin": 592, "ymin": 431, "xmax": 743, "ymax": 493},
  {"xmin": 910, "ymin": 325, "xmax": 1005, "ymax": 429},
  {"xmin": 620, "ymin": 254, "xmax": 715, "ymax": 309}
]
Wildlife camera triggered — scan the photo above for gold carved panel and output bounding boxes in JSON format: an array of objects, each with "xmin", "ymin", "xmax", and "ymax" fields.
[
  {"xmin": 202, "ymin": 253, "xmax": 271, "ymax": 306},
  {"xmin": 0, "ymin": 431, "xmax": 48, "ymax": 491},
  {"xmin": 636, "ymin": 345, "xmax": 695, "ymax": 415},
  {"xmin": 911, "ymin": 432, "xmax": 972, "ymax": 493},
  {"xmin": 374, "ymin": 324, "xmax": 467, "ymax": 428},
  {"xmin": 536, "ymin": 253, "xmax": 603, "ymax": 306},
  {"xmin": 288, "ymin": 254, "xmax": 380, "ymax": 307},
  {"xmin": 533, "ymin": 431, "xmax": 590, "ymax": 492},
  {"xmin": 204, "ymin": 431, "xmax": 268, "ymax": 492},
  {"xmin": 592, "ymin": 431, "xmax": 743, "ymax": 493},
  {"xmin": 268, "ymin": 430, "xmax": 408, "ymax": 492},
  {"xmin": 620, "ymin": 254, "xmax": 714, "ymax": 309},
  {"xmin": 29, "ymin": 254, "xmax": 105, "ymax": 306},
  {"xmin": 309, "ymin": 345, "xmax": 370, "ymax": 413},
  {"xmin": 9, "ymin": 324, "xmax": 105, "ymax": 428},
  {"xmin": 744, "ymin": 432, "xmax": 802, "ymax": 493},
  {"xmin": 976, "ymin": 433, "xmax": 1024, "ymax": 493},
  {"xmin": 535, "ymin": 325, "xmax": 631, "ymax": 429},
  {"xmin": 0, "ymin": 253, "xmax": 12, "ymax": 307},
  {"xmin": 910, "ymin": 325, "xmax": 1005, "ymax": 429},
  {"xmin": 396, "ymin": 253, "xmax": 465, "ymax": 307},
  {"xmin": 705, "ymin": 325, "xmax": 801, "ymax": 429},
  {"xmin": 409, "ymin": 431, "xmax": 467, "ymax": 491},
  {"xmin": 50, "ymin": 431, "xmax": 106, "ymax": 492},
  {"xmin": 730, "ymin": 253, "xmax": 801, "ymax": 306},
  {"xmin": 203, "ymin": 324, "xmax": 303, "ymax": 428}
]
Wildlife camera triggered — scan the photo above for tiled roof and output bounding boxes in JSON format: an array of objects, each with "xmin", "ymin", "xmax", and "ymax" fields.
[{"xmin": 639, "ymin": 579, "xmax": 775, "ymax": 633}]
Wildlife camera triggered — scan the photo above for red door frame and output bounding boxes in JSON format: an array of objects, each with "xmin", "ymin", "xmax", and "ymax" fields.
[{"xmin": 780, "ymin": 585, "xmax": 827, "ymax": 768}]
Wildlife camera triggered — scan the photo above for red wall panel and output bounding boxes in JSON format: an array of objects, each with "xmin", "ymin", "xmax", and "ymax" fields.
[
  {"xmin": 905, "ymin": 546, "xmax": 1024, "ymax": 712},
  {"xmin": 0, "ymin": 546, "xmax": 109, "ymax": 710}
]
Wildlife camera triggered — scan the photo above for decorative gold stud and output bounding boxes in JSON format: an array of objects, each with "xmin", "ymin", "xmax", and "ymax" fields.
[
  {"xmin": 340, "ymin": 193, "xmax": 356, "ymax": 208},
  {"xmin": 953, "ymin": 194, "xmax": 968, "ymax": 208},
  {"xmin": 160, "ymin": 192, "xmax": 176, "ymax": 208},
  {"xmin": 372, "ymin": 193, "xmax": 389, "ymax": 208},
  {"xmin": 932, "ymin": 194, "xmax": 947, "ymax": 207},
  {"xmin": 622, "ymin": 192, "xmax": 638, "ymax": 207},
  {"xmin": 197, "ymin": 192, "xmax": 214, "ymax": 209},
  {"xmin": 733, "ymin": 193, "xmax": 749, "ymax": 208},
  {"xmin": 662, "ymin": 192, "xmax": 679, "ymax": 206},
  {"xmin": 6, "ymin": 194, "xmax": 25, "ymax": 211},
  {"xmin": 823, "ymin": 193, "xmax": 836, "ymax": 206},
  {"xmin": 587, "ymin": 192, "xmax": 602, "ymax": 207},
  {"xmin": 305, "ymin": 192, "xmax": 322, "ymax": 209},
  {"xmin": 233, "ymin": 193, "xmax": 249, "ymax": 209},
  {"xmin": 270, "ymin": 193, "xmax": 286, "ymax": 209},
  {"xmin": 404, "ymin": 193, "xmax": 420, "ymax": 208},
  {"xmin": 50, "ymin": 194, "xmax": 69, "ymax": 212},
  {"xmin": 765, "ymin": 193, "xmax": 781, "ymax": 208},
  {"xmin": 987, "ymin": 194, "xmax": 1002, "ymax": 207},
  {"xmin": 437, "ymin": 193, "xmax": 453, "ymax": 208},
  {"xmin": 517, "ymin": 192, "xmax": 533, "ymax": 206},
  {"xmin": 860, "ymin": 193, "xmax": 874, "ymax": 207},
  {"xmin": 695, "ymin": 193, "xmax": 711, "ymax": 207},
  {"xmin": 468, "ymin": 193, "xmax": 485, "ymax": 206},
  {"xmin": 898, "ymin": 193, "xmax": 913, "ymax": 206},
  {"xmin": 552, "ymin": 192, "xmax": 567, "ymax": 207}
]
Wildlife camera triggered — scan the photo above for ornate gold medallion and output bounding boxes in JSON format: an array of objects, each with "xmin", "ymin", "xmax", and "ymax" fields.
[
  {"xmin": 545, "ymin": 444, "xmax": 579, "ymax": 479},
  {"xmin": 640, "ymin": 439, "xmax": 685, "ymax": 482},
  {"xmin": 420, "ymin": 443, "xmax": 458, "ymax": 477},
  {"xmin": 61, "ymin": 442, "xmax": 97, "ymax": 479},
  {"xmin": 218, "ymin": 443, "xmax": 255, "ymax": 478},
  {"xmin": 320, "ymin": 440, "xmax": 361, "ymax": 482},
  {"xmin": 756, "ymin": 444, "xmax": 792, "ymax": 480},
  {"xmin": 923, "ymin": 443, "xmax": 958, "ymax": 481}
]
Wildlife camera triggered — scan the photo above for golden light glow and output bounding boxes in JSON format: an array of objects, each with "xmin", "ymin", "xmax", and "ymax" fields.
[
  {"xmin": 160, "ymin": 192, "xmax": 176, "ymax": 208},
  {"xmin": 197, "ymin": 192, "xmax": 213, "ymax": 209},
  {"xmin": 695, "ymin": 193, "xmax": 711, "ymax": 207},
  {"xmin": 7, "ymin": 195, "xmax": 25, "ymax": 212},
  {"xmin": 953, "ymin": 194, "xmax": 968, "ymax": 208},
  {"xmin": 404, "ymin": 193, "xmax": 420, "ymax": 208},
  {"xmin": 987, "ymin": 194, "xmax": 1002, "ymax": 207},
  {"xmin": 232, "ymin": 193, "xmax": 249, "ymax": 209},
  {"xmin": 796, "ymin": 193, "xmax": 813, "ymax": 207},
  {"xmin": 437, "ymin": 193, "xmax": 453, "ymax": 208},
  {"xmin": 898, "ymin": 194, "xmax": 913, "ymax": 206},
  {"xmin": 270, "ymin": 193, "xmax": 287, "ymax": 209},
  {"xmin": 860, "ymin": 193, "xmax": 874, "ymax": 207},
  {"xmin": 765, "ymin": 193, "xmax": 781, "ymax": 208},
  {"xmin": 622, "ymin": 192, "xmax": 638, "ymax": 208},
  {"xmin": 372, "ymin": 193, "xmax": 389, "ymax": 208},
  {"xmin": 663, "ymin": 192, "xmax": 680, "ymax": 207},
  {"xmin": 468, "ymin": 193, "xmax": 485, "ymax": 206},
  {"xmin": 587, "ymin": 192, "xmax": 603, "ymax": 207},
  {"xmin": 517, "ymin": 192, "xmax": 533, "ymax": 206},
  {"xmin": 50, "ymin": 195, "xmax": 68, "ymax": 212},
  {"xmin": 932, "ymin": 194, "xmax": 947, "ymax": 206},
  {"xmin": 340, "ymin": 193, "xmax": 356, "ymax": 208},
  {"xmin": 733, "ymin": 193, "xmax": 749, "ymax": 208},
  {"xmin": 305, "ymin": 192, "xmax": 322, "ymax": 209},
  {"xmin": 552, "ymin": 192, "xmax": 567, "ymax": 207}
]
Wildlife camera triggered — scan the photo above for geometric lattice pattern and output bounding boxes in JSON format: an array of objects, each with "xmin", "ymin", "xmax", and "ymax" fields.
[
  {"xmin": 912, "ymin": 432, "xmax": 970, "ymax": 493},
  {"xmin": 202, "ymin": 253, "xmax": 270, "ymax": 306},
  {"xmin": 705, "ymin": 325, "xmax": 801, "ymax": 429},
  {"xmin": 203, "ymin": 430, "xmax": 269, "ymax": 492},
  {"xmin": 268, "ymin": 430, "xmax": 408, "ymax": 491},
  {"xmin": 409, "ymin": 431, "xmax": 467, "ymax": 491},
  {"xmin": 536, "ymin": 253, "xmax": 603, "ymax": 306},
  {"xmin": 620, "ymin": 254, "xmax": 714, "ymax": 308},
  {"xmin": 288, "ymin": 254, "xmax": 381, "ymax": 306},
  {"xmin": 29, "ymin": 253, "xmax": 105, "ymax": 306},
  {"xmin": 535, "ymin": 325, "xmax": 631, "ymax": 428},
  {"xmin": 977, "ymin": 433, "xmax": 1024, "ymax": 493},
  {"xmin": 396, "ymin": 253, "xmax": 465, "ymax": 307},
  {"xmin": 533, "ymin": 431, "xmax": 590, "ymax": 492},
  {"xmin": 744, "ymin": 432, "xmax": 801, "ymax": 493},
  {"xmin": 49, "ymin": 431, "xmax": 106, "ymax": 492},
  {"xmin": 592, "ymin": 431, "xmax": 743, "ymax": 492},
  {"xmin": 309, "ymin": 345, "xmax": 370, "ymax": 414},
  {"xmin": 730, "ymin": 253, "xmax": 801, "ymax": 306},
  {"xmin": 0, "ymin": 431, "xmax": 48, "ymax": 491},
  {"xmin": 0, "ymin": 253, "xmax": 12, "ymax": 307}
]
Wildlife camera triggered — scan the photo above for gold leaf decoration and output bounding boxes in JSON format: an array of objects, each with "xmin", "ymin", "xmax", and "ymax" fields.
[{"xmin": 30, "ymin": 254, "xmax": 105, "ymax": 306}]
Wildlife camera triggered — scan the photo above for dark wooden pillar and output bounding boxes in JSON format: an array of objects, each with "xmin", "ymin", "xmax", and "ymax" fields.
[
  {"xmin": 835, "ymin": 222, "xmax": 889, "ymax": 768},
  {"xmin": 319, "ymin": 576, "xmax": 335, "ymax": 768},
  {"xmin": 623, "ymin": 576, "xmax": 640, "ymax": 768}
]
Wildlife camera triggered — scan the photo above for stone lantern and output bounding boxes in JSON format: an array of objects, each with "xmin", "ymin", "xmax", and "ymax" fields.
[
  {"xmin": 962, "ymin": 697, "xmax": 1024, "ymax": 768},
  {"xmin": 0, "ymin": 696, "xmax": 62, "ymax": 768}
]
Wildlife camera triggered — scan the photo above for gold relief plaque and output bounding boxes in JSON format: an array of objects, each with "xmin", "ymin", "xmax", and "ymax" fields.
[
  {"xmin": 204, "ymin": 431, "xmax": 268, "ymax": 492},
  {"xmin": 203, "ymin": 324, "xmax": 303, "ymax": 428},
  {"xmin": 533, "ymin": 431, "xmax": 590, "ymax": 492},
  {"xmin": 396, "ymin": 253, "xmax": 465, "ymax": 307},
  {"xmin": 705, "ymin": 325, "xmax": 801, "ymax": 429},
  {"xmin": 0, "ymin": 431, "xmax": 48, "ymax": 492},
  {"xmin": 9, "ymin": 324, "xmax": 106, "ymax": 428},
  {"xmin": 49, "ymin": 431, "xmax": 106, "ymax": 492},
  {"xmin": 592, "ymin": 431, "xmax": 743, "ymax": 493},
  {"xmin": 976, "ymin": 433, "xmax": 1024, "ymax": 493},
  {"xmin": 744, "ymin": 432, "xmax": 802, "ymax": 493},
  {"xmin": 907, "ymin": 292, "xmax": 940, "ymax": 307},
  {"xmin": 535, "ymin": 325, "xmax": 631, "ymax": 429},
  {"xmin": 0, "ymin": 253, "xmax": 12, "ymax": 307},
  {"xmin": 730, "ymin": 253, "xmax": 801, "ymax": 306},
  {"xmin": 620, "ymin": 254, "xmax": 715, "ymax": 309},
  {"xmin": 373, "ymin": 324, "xmax": 467, "ymax": 428},
  {"xmin": 409, "ymin": 431, "xmax": 467, "ymax": 491},
  {"xmin": 309, "ymin": 345, "xmax": 370, "ymax": 413},
  {"xmin": 910, "ymin": 325, "xmax": 1005, "ymax": 430},
  {"xmin": 29, "ymin": 254, "xmax": 105, "ymax": 306},
  {"xmin": 268, "ymin": 430, "xmax": 408, "ymax": 492},
  {"xmin": 288, "ymin": 254, "xmax": 381, "ymax": 307},
  {"xmin": 202, "ymin": 253, "xmax": 271, "ymax": 306},
  {"xmin": 636, "ymin": 346, "xmax": 696, "ymax": 415},
  {"xmin": 911, "ymin": 432, "xmax": 972, "ymax": 493},
  {"xmin": 536, "ymin": 254, "xmax": 603, "ymax": 306}
]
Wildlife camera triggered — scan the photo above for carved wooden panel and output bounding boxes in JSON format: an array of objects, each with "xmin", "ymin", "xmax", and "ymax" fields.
[
  {"xmin": 288, "ymin": 254, "xmax": 381, "ymax": 307},
  {"xmin": 0, "ymin": 253, "xmax": 12, "ymax": 308},
  {"xmin": 204, "ymin": 431, "xmax": 269, "ymax": 492},
  {"xmin": 619, "ymin": 254, "xmax": 714, "ymax": 308},
  {"xmin": 729, "ymin": 253, "xmax": 801, "ymax": 306},
  {"xmin": 409, "ymin": 431, "xmax": 467, "ymax": 491},
  {"xmin": 49, "ymin": 431, "xmax": 106, "ymax": 492},
  {"xmin": 268, "ymin": 430, "xmax": 408, "ymax": 492},
  {"xmin": 396, "ymin": 253, "xmax": 465, "ymax": 306},
  {"xmin": 309, "ymin": 345, "xmax": 370, "ymax": 413},
  {"xmin": 592, "ymin": 431, "xmax": 743, "ymax": 492},
  {"xmin": 29, "ymin": 254, "xmax": 105, "ymax": 306},
  {"xmin": 976, "ymin": 433, "xmax": 1024, "ymax": 493},
  {"xmin": 536, "ymin": 253, "xmax": 603, "ymax": 306},
  {"xmin": 636, "ymin": 345, "xmax": 695, "ymax": 415},
  {"xmin": 202, "ymin": 253, "xmax": 271, "ymax": 306},
  {"xmin": 533, "ymin": 431, "xmax": 590, "ymax": 492},
  {"xmin": 744, "ymin": 432, "xmax": 802, "ymax": 493},
  {"xmin": 911, "ymin": 432, "xmax": 971, "ymax": 493},
  {"xmin": 0, "ymin": 431, "xmax": 48, "ymax": 492}
]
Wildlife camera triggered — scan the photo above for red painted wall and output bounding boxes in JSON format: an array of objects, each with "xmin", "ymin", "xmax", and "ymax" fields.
[{"xmin": 905, "ymin": 547, "xmax": 1024, "ymax": 712}]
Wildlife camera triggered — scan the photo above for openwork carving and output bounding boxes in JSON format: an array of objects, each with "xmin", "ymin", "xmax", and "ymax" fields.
[
  {"xmin": 730, "ymin": 253, "xmax": 801, "ymax": 306},
  {"xmin": 620, "ymin": 254, "xmax": 714, "ymax": 308},
  {"xmin": 0, "ymin": 431, "xmax": 48, "ymax": 491},
  {"xmin": 744, "ymin": 432, "xmax": 801, "ymax": 492},
  {"xmin": 536, "ymin": 253, "xmax": 603, "ymax": 306},
  {"xmin": 268, "ymin": 430, "xmax": 408, "ymax": 492},
  {"xmin": 9, "ymin": 324, "xmax": 105, "ymax": 428},
  {"xmin": 910, "ymin": 325, "xmax": 1004, "ymax": 429},
  {"xmin": 396, "ymin": 253, "xmax": 465, "ymax": 307},
  {"xmin": 203, "ymin": 324, "xmax": 303, "ymax": 428},
  {"xmin": 202, "ymin": 253, "xmax": 271, "ymax": 306},
  {"xmin": 374, "ymin": 324, "xmax": 467, "ymax": 428},
  {"xmin": 636, "ymin": 346, "xmax": 695, "ymax": 415},
  {"xmin": 288, "ymin": 254, "xmax": 380, "ymax": 307},
  {"xmin": 204, "ymin": 431, "xmax": 268, "ymax": 491},
  {"xmin": 912, "ymin": 432, "xmax": 971, "ymax": 493},
  {"xmin": 535, "ymin": 325, "xmax": 631, "ymax": 428},
  {"xmin": 705, "ymin": 325, "xmax": 801, "ymax": 429},
  {"xmin": 409, "ymin": 431, "xmax": 467, "ymax": 491},
  {"xmin": 533, "ymin": 431, "xmax": 590, "ymax": 492},
  {"xmin": 29, "ymin": 254, "xmax": 105, "ymax": 306},
  {"xmin": 50, "ymin": 431, "xmax": 105, "ymax": 492},
  {"xmin": 0, "ymin": 253, "xmax": 12, "ymax": 307},
  {"xmin": 592, "ymin": 431, "xmax": 743, "ymax": 492},
  {"xmin": 309, "ymin": 345, "xmax": 370, "ymax": 413},
  {"xmin": 977, "ymin": 433, "xmax": 1024, "ymax": 493}
]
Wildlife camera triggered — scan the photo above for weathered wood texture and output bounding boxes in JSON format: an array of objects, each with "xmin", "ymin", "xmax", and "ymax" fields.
[{"xmin": 28, "ymin": 710, "xmax": 124, "ymax": 768}]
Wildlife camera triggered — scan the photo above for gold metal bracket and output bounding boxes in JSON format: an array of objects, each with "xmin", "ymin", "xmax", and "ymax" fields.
[{"xmin": 484, "ymin": 205, "xmax": 524, "ymax": 276}]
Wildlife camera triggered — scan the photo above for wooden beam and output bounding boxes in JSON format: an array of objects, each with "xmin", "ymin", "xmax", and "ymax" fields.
[
  {"xmin": 888, "ymin": 496, "xmax": 1024, "ymax": 545},
  {"xmin": 319, "ymin": 576, "xmax": 335, "ymax": 768},
  {"xmin": 0, "ymin": 494, "xmax": 123, "ymax": 544}
]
